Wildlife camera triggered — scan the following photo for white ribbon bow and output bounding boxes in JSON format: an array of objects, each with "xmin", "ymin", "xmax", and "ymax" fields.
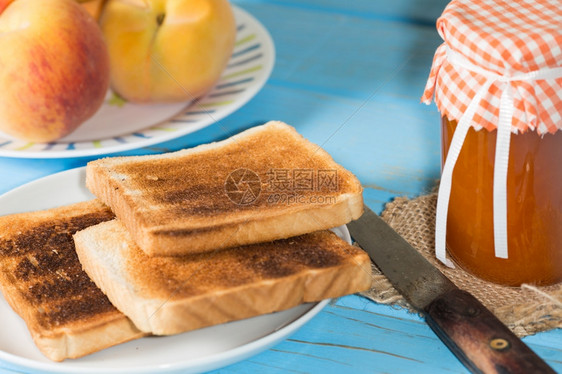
[{"xmin": 435, "ymin": 47, "xmax": 562, "ymax": 267}]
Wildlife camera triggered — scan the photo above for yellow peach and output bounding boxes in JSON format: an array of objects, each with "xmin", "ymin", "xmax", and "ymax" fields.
[
  {"xmin": 77, "ymin": 0, "xmax": 106, "ymax": 20},
  {"xmin": 100, "ymin": 0, "xmax": 236, "ymax": 103}
]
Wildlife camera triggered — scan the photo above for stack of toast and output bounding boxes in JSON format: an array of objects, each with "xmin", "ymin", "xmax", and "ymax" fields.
[{"xmin": 0, "ymin": 121, "xmax": 372, "ymax": 361}]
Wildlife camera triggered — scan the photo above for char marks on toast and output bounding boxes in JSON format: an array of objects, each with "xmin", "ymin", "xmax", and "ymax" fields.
[
  {"xmin": 0, "ymin": 200, "xmax": 145, "ymax": 361},
  {"xmin": 74, "ymin": 221, "xmax": 373, "ymax": 335},
  {"xmin": 86, "ymin": 121, "xmax": 364, "ymax": 256}
]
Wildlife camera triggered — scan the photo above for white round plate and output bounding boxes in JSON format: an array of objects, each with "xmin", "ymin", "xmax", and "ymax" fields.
[
  {"xmin": 0, "ymin": 167, "xmax": 352, "ymax": 374},
  {"xmin": 0, "ymin": 6, "xmax": 274, "ymax": 159}
]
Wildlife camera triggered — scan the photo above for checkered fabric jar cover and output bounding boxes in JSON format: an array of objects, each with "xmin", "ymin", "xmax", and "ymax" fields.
[
  {"xmin": 422, "ymin": 0, "xmax": 562, "ymax": 135},
  {"xmin": 421, "ymin": 0, "xmax": 562, "ymax": 266}
]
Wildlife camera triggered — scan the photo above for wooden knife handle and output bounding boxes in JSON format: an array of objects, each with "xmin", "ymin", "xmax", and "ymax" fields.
[{"xmin": 424, "ymin": 289, "xmax": 555, "ymax": 374}]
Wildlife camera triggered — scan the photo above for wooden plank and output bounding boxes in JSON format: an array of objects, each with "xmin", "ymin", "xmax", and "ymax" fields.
[
  {"xmin": 236, "ymin": 0, "xmax": 449, "ymax": 25},
  {"xmin": 218, "ymin": 295, "xmax": 562, "ymax": 373},
  {"xmin": 220, "ymin": 295, "xmax": 466, "ymax": 373},
  {"xmin": 234, "ymin": 1, "xmax": 444, "ymax": 101}
]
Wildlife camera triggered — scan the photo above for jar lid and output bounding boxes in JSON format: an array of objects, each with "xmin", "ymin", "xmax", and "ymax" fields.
[{"xmin": 422, "ymin": 0, "xmax": 562, "ymax": 134}]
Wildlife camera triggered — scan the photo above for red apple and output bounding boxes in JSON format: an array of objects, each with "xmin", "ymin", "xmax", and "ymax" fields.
[{"xmin": 0, "ymin": 0, "xmax": 110, "ymax": 142}]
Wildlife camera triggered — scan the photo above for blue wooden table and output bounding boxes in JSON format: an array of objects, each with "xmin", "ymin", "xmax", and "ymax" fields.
[{"xmin": 0, "ymin": 1, "xmax": 560, "ymax": 373}]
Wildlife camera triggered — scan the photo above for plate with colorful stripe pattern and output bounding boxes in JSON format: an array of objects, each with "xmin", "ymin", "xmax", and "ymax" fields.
[{"xmin": 0, "ymin": 6, "xmax": 274, "ymax": 159}]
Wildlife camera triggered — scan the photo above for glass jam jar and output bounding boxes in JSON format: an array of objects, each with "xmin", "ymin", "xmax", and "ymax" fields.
[
  {"xmin": 423, "ymin": 0, "xmax": 562, "ymax": 286},
  {"xmin": 442, "ymin": 117, "xmax": 562, "ymax": 286}
]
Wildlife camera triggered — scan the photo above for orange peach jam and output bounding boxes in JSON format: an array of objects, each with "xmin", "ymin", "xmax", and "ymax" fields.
[{"xmin": 442, "ymin": 116, "xmax": 562, "ymax": 286}]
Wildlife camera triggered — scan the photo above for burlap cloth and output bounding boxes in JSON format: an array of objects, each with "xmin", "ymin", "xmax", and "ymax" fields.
[{"xmin": 360, "ymin": 192, "xmax": 562, "ymax": 337}]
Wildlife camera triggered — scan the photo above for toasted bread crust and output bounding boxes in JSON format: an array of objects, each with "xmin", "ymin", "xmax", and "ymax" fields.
[
  {"xmin": 86, "ymin": 121, "xmax": 364, "ymax": 256},
  {"xmin": 74, "ymin": 220, "xmax": 372, "ymax": 335},
  {"xmin": 0, "ymin": 200, "xmax": 145, "ymax": 361}
]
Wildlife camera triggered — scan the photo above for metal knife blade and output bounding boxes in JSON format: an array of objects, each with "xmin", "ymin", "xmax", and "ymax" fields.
[{"xmin": 347, "ymin": 204, "xmax": 555, "ymax": 374}]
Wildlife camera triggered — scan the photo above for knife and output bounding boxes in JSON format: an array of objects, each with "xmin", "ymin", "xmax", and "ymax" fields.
[{"xmin": 347, "ymin": 205, "xmax": 555, "ymax": 374}]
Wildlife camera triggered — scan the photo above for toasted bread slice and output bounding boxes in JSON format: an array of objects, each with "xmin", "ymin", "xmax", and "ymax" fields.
[
  {"xmin": 74, "ymin": 219, "xmax": 372, "ymax": 335},
  {"xmin": 86, "ymin": 121, "xmax": 364, "ymax": 256},
  {"xmin": 0, "ymin": 200, "xmax": 145, "ymax": 361}
]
